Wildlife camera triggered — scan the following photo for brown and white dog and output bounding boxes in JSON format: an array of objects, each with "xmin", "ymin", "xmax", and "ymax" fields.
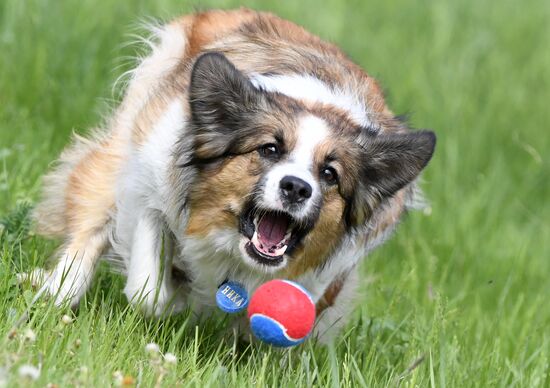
[{"xmin": 26, "ymin": 9, "xmax": 435, "ymax": 341}]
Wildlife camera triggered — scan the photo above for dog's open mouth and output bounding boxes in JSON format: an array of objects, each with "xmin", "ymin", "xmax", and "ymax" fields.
[
  {"xmin": 239, "ymin": 207, "xmax": 312, "ymax": 266},
  {"xmin": 252, "ymin": 212, "xmax": 293, "ymax": 256}
]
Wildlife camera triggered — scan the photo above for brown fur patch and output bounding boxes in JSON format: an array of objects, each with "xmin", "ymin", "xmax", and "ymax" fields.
[
  {"xmin": 185, "ymin": 152, "xmax": 263, "ymax": 237},
  {"xmin": 316, "ymin": 270, "xmax": 350, "ymax": 315},
  {"xmin": 65, "ymin": 134, "xmax": 124, "ymax": 237},
  {"xmin": 179, "ymin": 9, "xmax": 256, "ymax": 59},
  {"xmin": 283, "ymin": 188, "xmax": 347, "ymax": 278}
]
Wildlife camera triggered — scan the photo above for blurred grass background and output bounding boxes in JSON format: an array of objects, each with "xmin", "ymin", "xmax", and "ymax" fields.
[{"xmin": 1, "ymin": 0, "xmax": 549, "ymax": 386}]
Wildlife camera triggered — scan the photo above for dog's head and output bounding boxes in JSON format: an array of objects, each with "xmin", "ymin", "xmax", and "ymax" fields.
[{"xmin": 181, "ymin": 52, "xmax": 435, "ymax": 275}]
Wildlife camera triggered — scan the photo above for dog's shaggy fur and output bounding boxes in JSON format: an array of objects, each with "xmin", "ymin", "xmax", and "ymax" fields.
[{"xmin": 26, "ymin": 8, "xmax": 435, "ymax": 342}]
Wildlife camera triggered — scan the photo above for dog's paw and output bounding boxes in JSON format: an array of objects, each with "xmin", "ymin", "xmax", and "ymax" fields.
[
  {"xmin": 17, "ymin": 265, "xmax": 88, "ymax": 308},
  {"xmin": 124, "ymin": 284, "xmax": 186, "ymax": 317},
  {"xmin": 17, "ymin": 268, "xmax": 48, "ymax": 289}
]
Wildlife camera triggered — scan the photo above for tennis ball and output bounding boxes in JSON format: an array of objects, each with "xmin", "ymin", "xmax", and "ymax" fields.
[{"xmin": 247, "ymin": 279, "xmax": 316, "ymax": 347}]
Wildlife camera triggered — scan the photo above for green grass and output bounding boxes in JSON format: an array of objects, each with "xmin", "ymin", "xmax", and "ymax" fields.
[{"xmin": 1, "ymin": 0, "xmax": 549, "ymax": 386}]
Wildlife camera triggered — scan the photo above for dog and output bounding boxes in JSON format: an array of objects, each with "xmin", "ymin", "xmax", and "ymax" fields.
[{"xmin": 25, "ymin": 8, "xmax": 435, "ymax": 341}]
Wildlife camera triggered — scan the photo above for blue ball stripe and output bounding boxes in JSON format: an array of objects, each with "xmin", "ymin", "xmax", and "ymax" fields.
[{"xmin": 249, "ymin": 313, "xmax": 306, "ymax": 347}]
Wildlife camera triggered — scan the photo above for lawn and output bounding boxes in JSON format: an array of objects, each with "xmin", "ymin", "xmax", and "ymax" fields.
[{"xmin": 1, "ymin": 0, "xmax": 549, "ymax": 386}]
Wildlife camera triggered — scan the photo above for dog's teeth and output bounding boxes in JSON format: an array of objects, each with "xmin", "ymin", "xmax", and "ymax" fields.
[
  {"xmin": 284, "ymin": 229, "xmax": 292, "ymax": 240},
  {"xmin": 251, "ymin": 229, "xmax": 287, "ymax": 257},
  {"xmin": 251, "ymin": 231, "xmax": 261, "ymax": 249},
  {"xmin": 273, "ymin": 245, "xmax": 288, "ymax": 256}
]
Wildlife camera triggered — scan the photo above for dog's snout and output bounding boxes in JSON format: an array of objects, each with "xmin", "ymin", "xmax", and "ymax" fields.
[{"xmin": 279, "ymin": 175, "xmax": 312, "ymax": 204}]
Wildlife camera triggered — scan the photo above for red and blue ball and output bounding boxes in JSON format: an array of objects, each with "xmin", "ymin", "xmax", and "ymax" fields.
[{"xmin": 247, "ymin": 279, "xmax": 316, "ymax": 347}]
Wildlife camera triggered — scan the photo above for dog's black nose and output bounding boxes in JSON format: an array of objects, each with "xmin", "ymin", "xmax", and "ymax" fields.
[{"xmin": 279, "ymin": 176, "xmax": 312, "ymax": 204}]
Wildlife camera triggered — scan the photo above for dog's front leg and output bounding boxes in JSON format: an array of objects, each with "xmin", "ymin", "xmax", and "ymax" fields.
[
  {"xmin": 313, "ymin": 268, "xmax": 359, "ymax": 344},
  {"xmin": 124, "ymin": 210, "xmax": 184, "ymax": 316}
]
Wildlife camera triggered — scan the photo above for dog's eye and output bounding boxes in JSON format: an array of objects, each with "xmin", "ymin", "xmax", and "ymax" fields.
[
  {"xmin": 320, "ymin": 166, "xmax": 338, "ymax": 185},
  {"xmin": 259, "ymin": 143, "xmax": 280, "ymax": 159}
]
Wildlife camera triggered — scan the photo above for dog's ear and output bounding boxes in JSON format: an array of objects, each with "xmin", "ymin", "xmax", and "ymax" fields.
[
  {"xmin": 189, "ymin": 52, "xmax": 267, "ymax": 160},
  {"xmin": 348, "ymin": 130, "xmax": 436, "ymax": 226}
]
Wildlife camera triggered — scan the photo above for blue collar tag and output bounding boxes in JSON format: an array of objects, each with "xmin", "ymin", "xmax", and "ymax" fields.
[{"xmin": 216, "ymin": 281, "xmax": 249, "ymax": 313}]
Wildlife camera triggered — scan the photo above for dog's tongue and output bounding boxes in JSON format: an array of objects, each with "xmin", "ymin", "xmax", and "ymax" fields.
[{"xmin": 257, "ymin": 213, "xmax": 289, "ymax": 247}]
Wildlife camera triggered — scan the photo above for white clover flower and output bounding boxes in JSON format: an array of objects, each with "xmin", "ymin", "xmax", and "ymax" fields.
[
  {"xmin": 23, "ymin": 328, "xmax": 36, "ymax": 342},
  {"xmin": 18, "ymin": 364, "xmax": 40, "ymax": 380},
  {"xmin": 112, "ymin": 370, "xmax": 123, "ymax": 385},
  {"xmin": 164, "ymin": 352, "xmax": 177, "ymax": 365},
  {"xmin": 144, "ymin": 342, "xmax": 160, "ymax": 355},
  {"xmin": 61, "ymin": 315, "xmax": 73, "ymax": 325}
]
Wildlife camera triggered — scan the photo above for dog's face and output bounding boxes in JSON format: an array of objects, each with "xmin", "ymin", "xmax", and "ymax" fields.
[{"xmin": 182, "ymin": 53, "xmax": 435, "ymax": 275}]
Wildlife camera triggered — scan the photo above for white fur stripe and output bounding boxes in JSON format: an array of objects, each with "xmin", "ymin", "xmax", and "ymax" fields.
[
  {"xmin": 251, "ymin": 73, "xmax": 374, "ymax": 129},
  {"xmin": 291, "ymin": 115, "xmax": 329, "ymax": 168}
]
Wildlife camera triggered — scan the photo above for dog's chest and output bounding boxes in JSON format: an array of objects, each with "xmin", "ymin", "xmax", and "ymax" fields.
[{"xmin": 173, "ymin": 230, "xmax": 268, "ymax": 310}]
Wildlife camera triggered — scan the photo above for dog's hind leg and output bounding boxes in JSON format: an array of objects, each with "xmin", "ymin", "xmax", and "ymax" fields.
[
  {"xmin": 34, "ymin": 230, "xmax": 109, "ymax": 307},
  {"xmin": 24, "ymin": 20, "xmax": 191, "ymax": 307},
  {"xmin": 23, "ymin": 133, "xmax": 123, "ymax": 307}
]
